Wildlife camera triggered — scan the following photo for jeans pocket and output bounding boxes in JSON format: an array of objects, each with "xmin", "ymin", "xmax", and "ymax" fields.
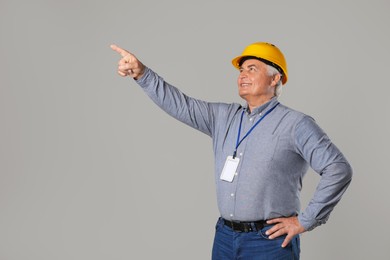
[
  {"xmin": 257, "ymin": 226, "xmax": 271, "ymax": 240},
  {"xmin": 257, "ymin": 225, "xmax": 286, "ymax": 241}
]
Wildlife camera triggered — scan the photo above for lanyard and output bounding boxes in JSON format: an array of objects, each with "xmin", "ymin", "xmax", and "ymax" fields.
[{"xmin": 233, "ymin": 102, "xmax": 280, "ymax": 158}]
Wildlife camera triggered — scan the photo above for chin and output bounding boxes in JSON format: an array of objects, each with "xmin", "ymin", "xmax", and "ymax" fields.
[{"xmin": 238, "ymin": 92, "xmax": 248, "ymax": 100}]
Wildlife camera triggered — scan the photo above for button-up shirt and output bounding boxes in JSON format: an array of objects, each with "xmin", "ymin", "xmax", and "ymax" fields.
[{"xmin": 136, "ymin": 67, "xmax": 352, "ymax": 231}]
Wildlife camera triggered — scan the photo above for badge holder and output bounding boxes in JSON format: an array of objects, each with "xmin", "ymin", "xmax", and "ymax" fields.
[{"xmin": 220, "ymin": 156, "xmax": 240, "ymax": 182}]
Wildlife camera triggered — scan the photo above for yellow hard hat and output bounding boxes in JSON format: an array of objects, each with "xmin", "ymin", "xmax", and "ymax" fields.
[{"xmin": 232, "ymin": 42, "xmax": 288, "ymax": 85}]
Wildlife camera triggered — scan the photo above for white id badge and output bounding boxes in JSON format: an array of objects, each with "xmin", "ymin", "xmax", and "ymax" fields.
[{"xmin": 220, "ymin": 156, "xmax": 240, "ymax": 182}]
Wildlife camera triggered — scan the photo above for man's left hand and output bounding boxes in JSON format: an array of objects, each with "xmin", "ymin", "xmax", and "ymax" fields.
[{"xmin": 265, "ymin": 216, "xmax": 306, "ymax": 248}]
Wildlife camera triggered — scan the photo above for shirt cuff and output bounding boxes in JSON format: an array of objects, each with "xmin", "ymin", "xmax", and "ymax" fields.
[
  {"xmin": 135, "ymin": 66, "xmax": 152, "ymax": 86},
  {"xmin": 298, "ymin": 213, "xmax": 327, "ymax": 231}
]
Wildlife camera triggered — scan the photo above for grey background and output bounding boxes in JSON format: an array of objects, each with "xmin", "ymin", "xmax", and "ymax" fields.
[{"xmin": 1, "ymin": 0, "xmax": 389, "ymax": 259}]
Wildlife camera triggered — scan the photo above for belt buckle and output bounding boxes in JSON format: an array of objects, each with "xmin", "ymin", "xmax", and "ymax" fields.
[
  {"xmin": 224, "ymin": 219, "xmax": 255, "ymax": 232},
  {"xmin": 243, "ymin": 224, "xmax": 252, "ymax": 232},
  {"xmin": 235, "ymin": 222, "xmax": 252, "ymax": 232}
]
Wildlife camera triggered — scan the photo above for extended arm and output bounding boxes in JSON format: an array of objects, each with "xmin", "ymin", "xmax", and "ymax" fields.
[{"xmin": 110, "ymin": 44, "xmax": 220, "ymax": 136}]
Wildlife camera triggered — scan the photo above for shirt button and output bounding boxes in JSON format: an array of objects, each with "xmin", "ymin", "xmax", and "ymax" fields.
[
  {"xmin": 249, "ymin": 118, "xmax": 253, "ymax": 121},
  {"xmin": 230, "ymin": 214, "xmax": 234, "ymax": 217},
  {"xmin": 239, "ymin": 152, "xmax": 243, "ymax": 156},
  {"xmin": 231, "ymin": 193, "xmax": 235, "ymax": 197}
]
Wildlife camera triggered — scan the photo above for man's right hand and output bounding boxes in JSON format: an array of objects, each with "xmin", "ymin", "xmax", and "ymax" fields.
[{"xmin": 110, "ymin": 44, "xmax": 145, "ymax": 80}]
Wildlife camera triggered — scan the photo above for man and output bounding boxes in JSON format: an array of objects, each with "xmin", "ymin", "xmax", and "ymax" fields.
[{"xmin": 110, "ymin": 42, "xmax": 352, "ymax": 259}]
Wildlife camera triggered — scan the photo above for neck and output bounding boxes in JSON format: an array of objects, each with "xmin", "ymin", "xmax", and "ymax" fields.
[{"xmin": 246, "ymin": 96, "xmax": 275, "ymax": 112}]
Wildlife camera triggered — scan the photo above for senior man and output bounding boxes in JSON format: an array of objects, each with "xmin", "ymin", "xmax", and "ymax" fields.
[{"xmin": 111, "ymin": 42, "xmax": 352, "ymax": 259}]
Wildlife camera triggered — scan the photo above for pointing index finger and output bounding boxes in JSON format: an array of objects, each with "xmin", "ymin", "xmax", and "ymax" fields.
[{"xmin": 110, "ymin": 44, "xmax": 130, "ymax": 57}]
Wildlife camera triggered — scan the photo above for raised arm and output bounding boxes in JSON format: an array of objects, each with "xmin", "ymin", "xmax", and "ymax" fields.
[{"xmin": 110, "ymin": 44, "xmax": 228, "ymax": 137}]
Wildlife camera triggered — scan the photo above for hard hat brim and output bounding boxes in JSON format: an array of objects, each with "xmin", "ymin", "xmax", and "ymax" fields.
[{"xmin": 232, "ymin": 55, "xmax": 288, "ymax": 85}]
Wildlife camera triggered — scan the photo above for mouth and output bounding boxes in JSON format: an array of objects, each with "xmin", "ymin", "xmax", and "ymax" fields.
[{"xmin": 240, "ymin": 83, "xmax": 251, "ymax": 88}]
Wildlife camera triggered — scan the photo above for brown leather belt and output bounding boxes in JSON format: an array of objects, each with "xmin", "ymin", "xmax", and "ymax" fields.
[{"xmin": 222, "ymin": 218, "xmax": 268, "ymax": 232}]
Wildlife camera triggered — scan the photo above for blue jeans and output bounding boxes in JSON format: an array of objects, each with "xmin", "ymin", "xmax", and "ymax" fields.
[{"xmin": 212, "ymin": 218, "xmax": 300, "ymax": 260}]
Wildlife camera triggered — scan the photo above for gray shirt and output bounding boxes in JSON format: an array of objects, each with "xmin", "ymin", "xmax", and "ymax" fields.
[{"xmin": 136, "ymin": 67, "xmax": 352, "ymax": 231}]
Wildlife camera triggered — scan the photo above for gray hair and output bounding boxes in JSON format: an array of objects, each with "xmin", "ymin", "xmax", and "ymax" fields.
[{"xmin": 266, "ymin": 65, "xmax": 283, "ymax": 97}]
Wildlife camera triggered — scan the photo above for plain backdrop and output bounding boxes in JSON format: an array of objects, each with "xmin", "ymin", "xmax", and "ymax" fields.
[{"xmin": 1, "ymin": 0, "xmax": 389, "ymax": 259}]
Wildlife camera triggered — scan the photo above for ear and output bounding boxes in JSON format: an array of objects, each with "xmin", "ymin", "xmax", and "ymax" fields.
[{"xmin": 271, "ymin": 73, "xmax": 282, "ymax": 87}]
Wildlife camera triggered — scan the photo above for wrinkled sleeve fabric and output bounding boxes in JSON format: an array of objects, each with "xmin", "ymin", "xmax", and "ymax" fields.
[
  {"xmin": 135, "ymin": 67, "xmax": 220, "ymax": 137},
  {"xmin": 294, "ymin": 116, "xmax": 353, "ymax": 231}
]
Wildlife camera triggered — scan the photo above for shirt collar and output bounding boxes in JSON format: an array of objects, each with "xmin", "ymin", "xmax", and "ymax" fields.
[{"xmin": 244, "ymin": 97, "xmax": 279, "ymax": 116}]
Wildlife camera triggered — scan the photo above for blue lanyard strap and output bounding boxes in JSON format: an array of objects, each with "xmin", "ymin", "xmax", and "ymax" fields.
[{"xmin": 233, "ymin": 102, "xmax": 280, "ymax": 158}]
